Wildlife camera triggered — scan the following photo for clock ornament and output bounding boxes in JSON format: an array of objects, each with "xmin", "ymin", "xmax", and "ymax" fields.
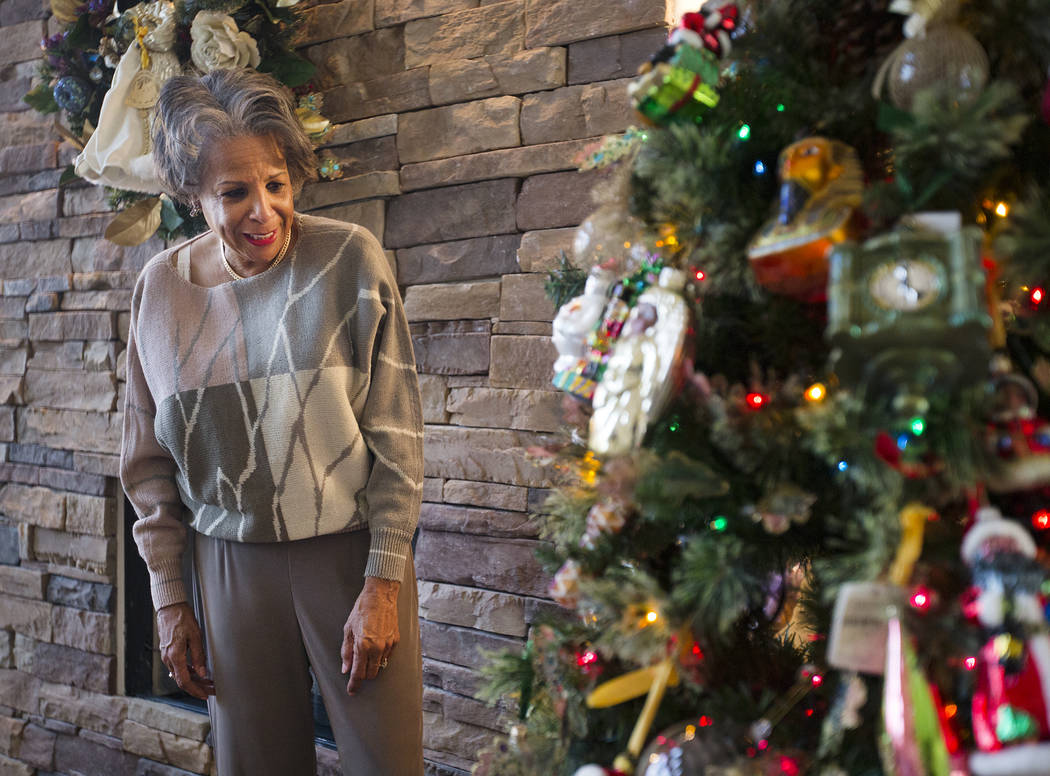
[
  {"xmin": 826, "ymin": 217, "xmax": 992, "ymax": 413},
  {"xmin": 747, "ymin": 137, "xmax": 865, "ymax": 302}
]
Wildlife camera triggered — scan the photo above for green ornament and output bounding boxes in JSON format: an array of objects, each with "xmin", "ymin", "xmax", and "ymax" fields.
[{"xmin": 995, "ymin": 704, "xmax": 1040, "ymax": 743}]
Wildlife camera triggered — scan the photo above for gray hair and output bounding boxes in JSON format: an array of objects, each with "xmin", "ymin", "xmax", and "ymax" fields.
[{"xmin": 151, "ymin": 68, "xmax": 317, "ymax": 205}]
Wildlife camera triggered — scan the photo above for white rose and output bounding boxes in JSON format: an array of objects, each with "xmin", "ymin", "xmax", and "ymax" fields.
[{"xmin": 190, "ymin": 11, "xmax": 261, "ymax": 73}]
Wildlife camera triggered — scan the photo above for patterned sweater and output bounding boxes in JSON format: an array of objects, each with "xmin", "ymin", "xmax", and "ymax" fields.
[{"xmin": 120, "ymin": 215, "xmax": 424, "ymax": 611}]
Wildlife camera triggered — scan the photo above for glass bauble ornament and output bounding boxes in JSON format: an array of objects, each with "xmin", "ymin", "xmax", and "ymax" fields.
[
  {"xmin": 574, "ymin": 206, "xmax": 652, "ymax": 277},
  {"xmin": 635, "ymin": 720, "xmax": 740, "ymax": 775},
  {"xmin": 53, "ymin": 76, "xmax": 92, "ymax": 114},
  {"xmin": 879, "ymin": 24, "xmax": 988, "ymax": 110}
]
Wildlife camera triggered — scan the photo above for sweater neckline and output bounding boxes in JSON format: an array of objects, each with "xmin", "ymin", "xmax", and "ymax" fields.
[{"xmin": 163, "ymin": 215, "xmax": 305, "ymax": 291}]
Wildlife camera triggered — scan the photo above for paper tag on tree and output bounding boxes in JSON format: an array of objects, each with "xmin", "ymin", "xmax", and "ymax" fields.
[
  {"xmin": 125, "ymin": 70, "xmax": 160, "ymax": 110},
  {"xmin": 827, "ymin": 581, "xmax": 902, "ymax": 675}
]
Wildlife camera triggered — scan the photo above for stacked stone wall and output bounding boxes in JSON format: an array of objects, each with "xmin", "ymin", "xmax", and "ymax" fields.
[{"xmin": 0, "ymin": 0, "xmax": 671, "ymax": 772}]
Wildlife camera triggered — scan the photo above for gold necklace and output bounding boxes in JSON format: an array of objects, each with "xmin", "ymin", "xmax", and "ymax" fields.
[{"xmin": 221, "ymin": 219, "xmax": 294, "ymax": 281}]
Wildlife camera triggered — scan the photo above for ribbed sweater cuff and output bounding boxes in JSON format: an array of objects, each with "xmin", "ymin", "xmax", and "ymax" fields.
[
  {"xmin": 365, "ymin": 526, "xmax": 413, "ymax": 582},
  {"xmin": 149, "ymin": 557, "xmax": 188, "ymax": 611}
]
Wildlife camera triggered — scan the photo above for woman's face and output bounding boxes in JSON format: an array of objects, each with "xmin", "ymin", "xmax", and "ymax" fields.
[{"xmin": 196, "ymin": 134, "xmax": 295, "ymax": 266}]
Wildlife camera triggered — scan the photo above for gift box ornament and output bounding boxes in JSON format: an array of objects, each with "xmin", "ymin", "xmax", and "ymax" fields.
[
  {"xmin": 747, "ymin": 137, "xmax": 865, "ymax": 302},
  {"xmin": 628, "ymin": 5, "xmax": 738, "ymax": 126},
  {"xmin": 826, "ymin": 214, "xmax": 991, "ymax": 413}
]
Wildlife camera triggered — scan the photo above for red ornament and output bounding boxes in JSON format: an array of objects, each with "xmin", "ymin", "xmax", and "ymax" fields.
[
  {"xmin": 1034, "ymin": 509, "xmax": 1050, "ymax": 530},
  {"xmin": 746, "ymin": 392, "xmax": 767, "ymax": 409},
  {"xmin": 1032, "ymin": 287, "xmax": 1045, "ymax": 306}
]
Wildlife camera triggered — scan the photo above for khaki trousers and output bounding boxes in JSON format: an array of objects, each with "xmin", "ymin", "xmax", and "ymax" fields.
[{"xmin": 192, "ymin": 529, "xmax": 423, "ymax": 776}]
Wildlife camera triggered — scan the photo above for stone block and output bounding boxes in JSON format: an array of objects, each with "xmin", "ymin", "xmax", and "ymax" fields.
[
  {"xmin": 517, "ymin": 169, "xmax": 604, "ymax": 230},
  {"xmin": 20, "ymin": 219, "xmax": 53, "ymax": 240},
  {"xmin": 329, "ymin": 135, "xmax": 398, "ymax": 178},
  {"xmin": 0, "ymin": 594, "xmax": 51, "ymax": 640},
  {"xmin": 376, "ymin": 0, "xmax": 476, "ymax": 26},
  {"xmin": 17, "ymin": 522, "xmax": 32, "ymax": 561},
  {"xmin": 396, "ymin": 235, "xmax": 520, "ymax": 285},
  {"xmin": 420, "ymin": 502, "xmax": 540, "ymax": 538},
  {"xmin": 403, "ymin": 280, "xmax": 501, "ymax": 322},
  {"xmin": 0, "ymin": 713, "xmax": 25, "ymax": 755},
  {"xmin": 84, "ymin": 341, "xmax": 119, "ymax": 371},
  {"xmin": 28, "ymin": 312, "xmax": 115, "ymax": 342},
  {"xmin": 0, "ymin": 483, "xmax": 63, "ymax": 531},
  {"xmin": 61, "ymin": 290, "xmax": 132, "ymax": 311},
  {"xmin": 418, "ymin": 374, "xmax": 449, "ymax": 424},
  {"xmin": 46, "ymin": 575, "xmax": 114, "ymax": 613},
  {"xmin": 0, "ymin": 630, "xmax": 11, "ymax": 669},
  {"xmin": 423, "ymin": 425, "xmax": 555, "ymax": 486},
  {"xmin": 30, "ymin": 641, "xmax": 115, "ymax": 693},
  {"xmin": 0, "ymin": 320, "xmax": 26, "ymax": 343},
  {"xmin": 27, "ymin": 342, "xmax": 84, "ymax": 371},
  {"xmin": 405, "ymin": 1, "xmax": 524, "ymax": 68},
  {"xmin": 499, "ymin": 273, "xmax": 556, "ymax": 322},
  {"xmin": 397, "ymin": 97, "xmax": 522, "ymax": 165},
  {"xmin": 411, "ymin": 320, "xmax": 490, "ymax": 375},
  {"xmin": 0, "ymin": 565, "xmax": 46, "ymax": 599},
  {"xmin": 72, "ymin": 271, "xmax": 140, "ymax": 291},
  {"xmin": 568, "ymin": 27, "xmax": 667, "ymax": 84},
  {"xmin": 122, "ymin": 720, "xmax": 213, "ymax": 774},
  {"xmin": 489, "ymin": 335, "xmax": 557, "ymax": 390},
  {"xmin": 64, "ymin": 494, "xmax": 115, "ymax": 536},
  {"xmin": 493, "ymin": 321, "xmax": 551, "ymax": 335},
  {"xmin": 2, "ymin": 444, "xmax": 68, "ymax": 470},
  {"xmin": 23, "ymin": 369, "xmax": 117, "ymax": 412},
  {"xmin": 386, "ymin": 179, "xmax": 518, "ymax": 249},
  {"xmin": 422, "ymin": 477, "xmax": 443, "ymax": 502},
  {"xmin": 0, "ymin": 0, "xmax": 48, "ymax": 24},
  {"xmin": 429, "ymin": 47, "xmax": 565, "ymax": 105},
  {"xmin": 37, "ymin": 274, "xmax": 73, "ymax": 293},
  {"xmin": 32, "ymin": 528, "xmax": 112, "ymax": 576},
  {"xmin": 51, "ymin": 606, "xmax": 114, "ymax": 655},
  {"xmin": 57, "ymin": 213, "xmax": 113, "ymax": 238},
  {"xmin": 127, "ymin": 699, "xmax": 210, "ymax": 742},
  {"xmin": 136, "ymin": 760, "xmax": 207, "ymax": 776},
  {"xmin": 17, "ymin": 408, "xmax": 122, "ymax": 455},
  {"xmin": 62, "ymin": 186, "xmax": 108, "ymax": 217},
  {"xmin": 54, "ymin": 729, "xmax": 137, "ymax": 774},
  {"xmin": 69, "ymin": 237, "xmax": 130, "ymax": 274},
  {"xmin": 0, "ymin": 375, "xmax": 21, "ymax": 404},
  {"xmin": 17, "ymin": 722, "xmax": 55, "ymax": 770},
  {"xmin": 400, "ymin": 138, "xmax": 589, "ymax": 192},
  {"xmin": 0, "ymin": 668, "xmax": 41, "ymax": 713},
  {"xmin": 24, "ymin": 292, "xmax": 58, "ymax": 312},
  {"xmin": 417, "ymin": 530, "xmax": 548, "ymax": 596},
  {"xmin": 0, "ymin": 240, "xmax": 71, "ymax": 278},
  {"xmin": 0, "ymin": 347, "xmax": 27, "ymax": 376},
  {"xmin": 302, "ymin": 28, "xmax": 404, "ymax": 89},
  {"xmin": 521, "ymin": 79, "xmax": 634, "ymax": 145},
  {"xmin": 38, "ymin": 682, "xmax": 127, "ymax": 736},
  {"xmin": 322, "ymin": 68, "xmax": 431, "ymax": 123},
  {"xmin": 297, "ymin": 172, "xmax": 400, "ymax": 211},
  {"xmin": 0, "ymin": 140, "xmax": 58, "ymax": 174},
  {"xmin": 424, "ymin": 685, "xmax": 513, "ymax": 731},
  {"xmin": 0, "ymin": 67, "xmax": 34, "ymax": 114},
  {"xmin": 72, "ymin": 452, "xmax": 120, "ymax": 479},
  {"xmin": 321, "ymin": 114, "xmax": 398, "ymax": 148},
  {"xmin": 419, "ymin": 617, "xmax": 522, "ymax": 667},
  {"xmin": 0, "ymin": 409, "xmax": 14, "ymax": 443},
  {"xmin": 37, "ymin": 467, "xmax": 110, "ymax": 497},
  {"xmin": 0, "ymin": 752, "xmax": 33, "ymax": 775},
  {"xmin": 0, "ymin": 190, "xmax": 56, "ymax": 225},
  {"xmin": 516, "ymin": 227, "xmax": 578, "ymax": 273},
  {"xmin": 422, "ymin": 656, "xmax": 484, "ymax": 697},
  {"xmin": 298, "ymin": 0, "xmax": 374, "ymax": 44},
  {"xmin": 0, "ymin": 525, "xmax": 18, "ymax": 565},
  {"xmin": 443, "ymin": 479, "xmax": 528, "ymax": 511},
  {"xmin": 525, "ymin": 0, "xmax": 668, "ymax": 47},
  {"xmin": 446, "ymin": 386, "xmax": 562, "ymax": 432}
]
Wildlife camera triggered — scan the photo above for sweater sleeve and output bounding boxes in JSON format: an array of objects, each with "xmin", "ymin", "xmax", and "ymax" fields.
[
  {"xmin": 352, "ymin": 231, "xmax": 424, "ymax": 582},
  {"xmin": 120, "ymin": 277, "xmax": 189, "ymax": 610}
]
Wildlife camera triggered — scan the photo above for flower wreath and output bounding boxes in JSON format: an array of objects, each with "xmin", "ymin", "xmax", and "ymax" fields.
[{"xmin": 25, "ymin": 0, "xmax": 339, "ymax": 246}]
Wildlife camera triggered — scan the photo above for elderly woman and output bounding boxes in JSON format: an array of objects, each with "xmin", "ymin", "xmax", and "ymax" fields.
[{"xmin": 119, "ymin": 68, "xmax": 424, "ymax": 775}]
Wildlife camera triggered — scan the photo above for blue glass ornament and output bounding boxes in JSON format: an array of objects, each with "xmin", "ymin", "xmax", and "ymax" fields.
[{"xmin": 53, "ymin": 76, "xmax": 91, "ymax": 114}]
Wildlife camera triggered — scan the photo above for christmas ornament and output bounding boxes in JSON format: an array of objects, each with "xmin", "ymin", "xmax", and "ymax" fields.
[
  {"xmin": 984, "ymin": 371, "xmax": 1050, "ymax": 493},
  {"xmin": 581, "ymin": 497, "xmax": 633, "ymax": 548},
  {"xmin": 553, "ymin": 267, "xmax": 616, "ymax": 375},
  {"xmin": 826, "ymin": 213, "xmax": 992, "ymax": 412},
  {"xmin": 873, "ymin": 0, "xmax": 989, "ymax": 109},
  {"xmin": 296, "ymin": 93, "xmax": 332, "ymax": 142},
  {"xmin": 75, "ymin": 0, "xmax": 182, "ymax": 196},
  {"xmin": 52, "ymin": 76, "xmax": 92, "ymax": 114},
  {"xmin": 747, "ymin": 137, "xmax": 864, "ymax": 301},
  {"xmin": 590, "ymin": 268, "xmax": 691, "ymax": 457},
  {"xmin": 751, "ymin": 483, "xmax": 816, "ymax": 535},
  {"xmin": 961, "ymin": 507, "xmax": 1050, "ymax": 773},
  {"xmin": 635, "ymin": 719, "xmax": 740, "ymax": 776},
  {"xmin": 628, "ymin": 5, "xmax": 736, "ymax": 125},
  {"xmin": 550, "ymin": 559, "xmax": 582, "ymax": 608}
]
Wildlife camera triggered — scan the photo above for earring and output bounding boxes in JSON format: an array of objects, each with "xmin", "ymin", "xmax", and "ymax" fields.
[{"xmin": 189, "ymin": 200, "xmax": 201, "ymax": 217}]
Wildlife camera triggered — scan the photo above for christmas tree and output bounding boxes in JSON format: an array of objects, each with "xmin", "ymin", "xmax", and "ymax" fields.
[{"xmin": 473, "ymin": 1, "xmax": 1050, "ymax": 774}]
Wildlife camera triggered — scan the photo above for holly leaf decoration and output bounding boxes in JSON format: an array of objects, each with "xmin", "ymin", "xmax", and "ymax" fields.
[
  {"xmin": 58, "ymin": 165, "xmax": 79, "ymax": 187},
  {"xmin": 23, "ymin": 83, "xmax": 59, "ymax": 114},
  {"xmin": 259, "ymin": 51, "xmax": 317, "ymax": 88},
  {"xmin": 104, "ymin": 197, "xmax": 162, "ymax": 246}
]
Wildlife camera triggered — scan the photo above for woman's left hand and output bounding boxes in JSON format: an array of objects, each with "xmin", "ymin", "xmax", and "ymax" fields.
[{"xmin": 341, "ymin": 577, "xmax": 400, "ymax": 695}]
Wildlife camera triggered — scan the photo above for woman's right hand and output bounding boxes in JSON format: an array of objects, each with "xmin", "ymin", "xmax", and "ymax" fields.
[{"xmin": 157, "ymin": 602, "xmax": 215, "ymax": 699}]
